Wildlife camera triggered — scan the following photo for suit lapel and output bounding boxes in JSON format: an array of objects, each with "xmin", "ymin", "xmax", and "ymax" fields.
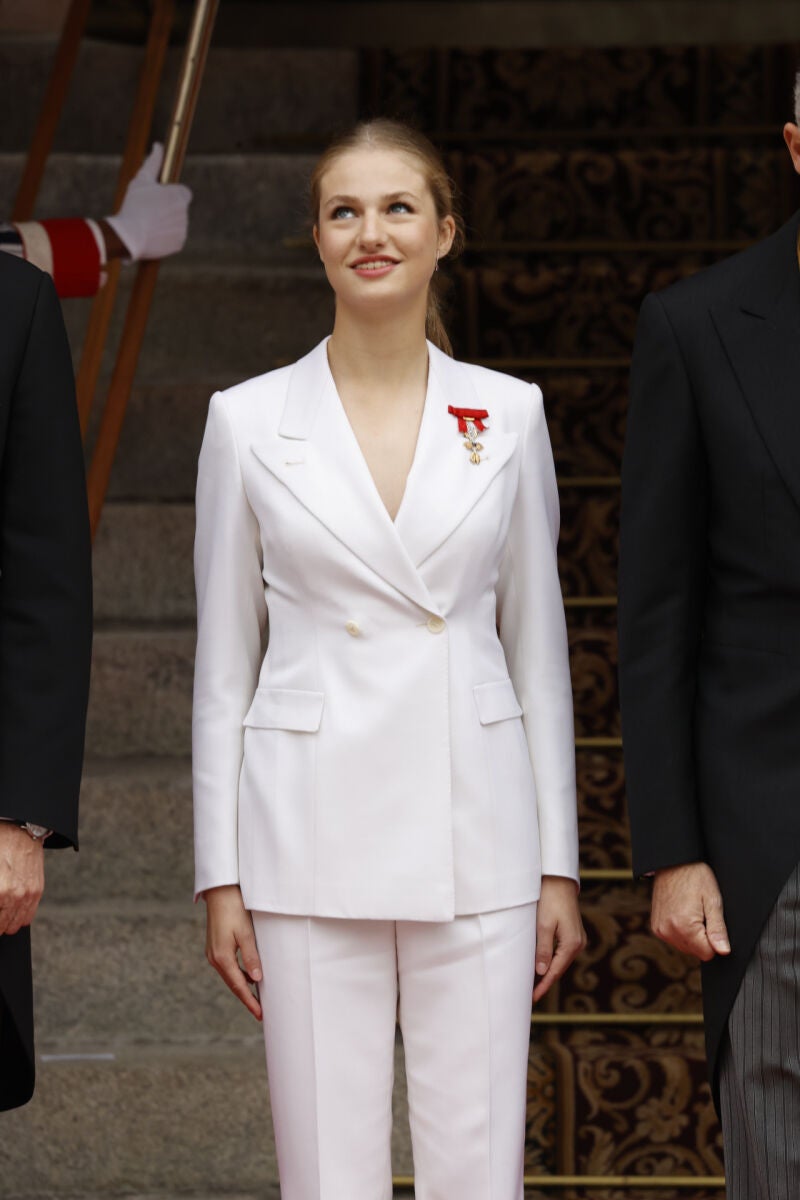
[
  {"xmin": 394, "ymin": 346, "xmax": 519, "ymax": 567},
  {"xmin": 251, "ymin": 339, "xmax": 440, "ymax": 614},
  {"xmin": 711, "ymin": 213, "xmax": 800, "ymax": 515}
]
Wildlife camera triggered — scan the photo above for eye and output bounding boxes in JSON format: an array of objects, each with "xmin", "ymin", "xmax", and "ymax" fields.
[
  {"xmin": 331, "ymin": 205, "xmax": 356, "ymax": 220},
  {"xmin": 388, "ymin": 201, "xmax": 413, "ymax": 214}
]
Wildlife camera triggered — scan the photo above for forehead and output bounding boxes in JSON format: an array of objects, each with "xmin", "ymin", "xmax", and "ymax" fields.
[{"xmin": 319, "ymin": 146, "xmax": 430, "ymax": 202}]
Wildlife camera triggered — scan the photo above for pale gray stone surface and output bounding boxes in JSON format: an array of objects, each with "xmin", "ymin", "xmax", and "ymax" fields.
[
  {"xmin": 0, "ymin": 40, "xmax": 357, "ymax": 153},
  {"xmin": 44, "ymin": 761, "xmax": 193, "ymax": 903},
  {"xmin": 32, "ymin": 903, "xmax": 254, "ymax": 1044},
  {"xmin": 93, "ymin": 503, "xmax": 195, "ymax": 623},
  {"xmin": 86, "ymin": 630, "xmax": 194, "ymax": 758},
  {"xmin": 0, "ymin": 1048, "xmax": 278, "ymax": 1194},
  {"xmin": 61, "ymin": 262, "xmax": 333, "ymax": 384},
  {"xmin": 0, "ymin": 152, "xmax": 319, "ymax": 255},
  {"xmin": 0, "ymin": 31, "xmax": 422, "ymax": 1199},
  {"xmin": 0, "ymin": 1041, "xmax": 412, "ymax": 1193}
]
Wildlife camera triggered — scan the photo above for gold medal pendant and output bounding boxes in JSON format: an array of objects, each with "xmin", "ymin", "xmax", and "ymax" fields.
[
  {"xmin": 463, "ymin": 419, "xmax": 484, "ymax": 465},
  {"xmin": 448, "ymin": 406, "xmax": 489, "ymax": 465}
]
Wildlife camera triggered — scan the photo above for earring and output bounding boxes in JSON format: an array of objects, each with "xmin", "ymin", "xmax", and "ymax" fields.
[{"xmin": 434, "ymin": 253, "xmax": 440, "ymax": 273}]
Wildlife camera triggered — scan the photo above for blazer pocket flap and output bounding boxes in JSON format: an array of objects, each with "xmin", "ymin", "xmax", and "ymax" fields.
[
  {"xmin": 473, "ymin": 679, "xmax": 523, "ymax": 725},
  {"xmin": 243, "ymin": 688, "xmax": 324, "ymax": 732}
]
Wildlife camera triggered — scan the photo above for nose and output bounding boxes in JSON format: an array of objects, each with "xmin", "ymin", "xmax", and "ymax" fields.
[{"xmin": 358, "ymin": 209, "xmax": 386, "ymax": 248}]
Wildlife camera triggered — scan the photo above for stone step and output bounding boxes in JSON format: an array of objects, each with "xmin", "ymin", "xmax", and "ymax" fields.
[
  {"xmin": 93, "ymin": 503, "xmax": 195, "ymax": 623},
  {"xmin": 86, "ymin": 628, "xmax": 194, "ymax": 758},
  {"xmin": 0, "ymin": 39, "xmax": 356, "ymax": 153},
  {"xmin": 0, "ymin": 1037, "xmax": 411, "ymax": 1194},
  {"xmin": 60, "ymin": 261, "xmax": 334, "ymax": 385},
  {"xmin": 95, "ymin": 382, "xmax": 210, "ymax": 502},
  {"xmin": 45, "ymin": 759, "xmax": 193, "ymax": 905},
  {"xmin": 32, "ymin": 901, "xmax": 250, "ymax": 1046},
  {"xmin": 0, "ymin": 152, "xmax": 318, "ymax": 258}
]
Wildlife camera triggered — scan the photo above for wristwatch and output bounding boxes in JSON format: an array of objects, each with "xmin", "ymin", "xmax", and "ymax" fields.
[{"xmin": 17, "ymin": 822, "xmax": 51, "ymax": 842}]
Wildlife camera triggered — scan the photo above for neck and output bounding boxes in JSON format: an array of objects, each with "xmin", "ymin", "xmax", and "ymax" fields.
[{"xmin": 327, "ymin": 303, "xmax": 430, "ymax": 393}]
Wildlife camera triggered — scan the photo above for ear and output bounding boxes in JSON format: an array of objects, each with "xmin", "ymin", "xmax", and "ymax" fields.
[
  {"xmin": 312, "ymin": 224, "xmax": 323, "ymax": 261},
  {"xmin": 783, "ymin": 123, "xmax": 800, "ymax": 175},
  {"xmin": 437, "ymin": 214, "xmax": 457, "ymax": 259}
]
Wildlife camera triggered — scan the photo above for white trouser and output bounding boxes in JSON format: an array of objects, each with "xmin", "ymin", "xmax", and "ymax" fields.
[{"xmin": 252, "ymin": 903, "xmax": 538, "ymax": 1200}]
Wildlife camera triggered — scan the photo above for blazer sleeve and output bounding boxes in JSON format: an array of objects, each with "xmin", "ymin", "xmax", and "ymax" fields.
[
  {"xmin": 618, "ymin": 292, "xmax": 709, "ymax": 876},
  {"xmin": 496, "ymin": 385, "xmax": 579, "ymax": 884},
  {"xmin": 0, "ymin": 271, "xmax": 92, "ymax": 847},
  {"xmin": 192, "ymin": 392, "xmax": 268, "ymax": 899}
]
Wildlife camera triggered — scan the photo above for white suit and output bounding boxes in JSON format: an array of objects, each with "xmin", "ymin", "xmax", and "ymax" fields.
[
  {"xmin": 193, "ymin": 337, "xmax": 579, "ymax": 913},
  {"xmin": 192, "ymin": 337, "xmax": 579, "ymax": 1200}
]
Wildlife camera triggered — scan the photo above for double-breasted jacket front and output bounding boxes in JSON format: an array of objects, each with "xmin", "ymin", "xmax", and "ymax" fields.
[{"xmin": 192, "ymin": 338, "xmax": 579, "ymax": 921}]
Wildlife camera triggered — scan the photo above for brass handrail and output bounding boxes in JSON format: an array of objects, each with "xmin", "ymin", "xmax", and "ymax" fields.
[
  {"xmin": 77, "ymin": 0, "xmax": 176, "ymax": 437},
  {"xmin": 86, "ymin": 0, "xmax": 220, "ymax": 539},
  {"xmin": 394, "ymin": 1175, "xmax": 725, "ymax": 1190},
  {"xmin": 11, "ymin": 0, "xmax": 92, "ymax": 221}
]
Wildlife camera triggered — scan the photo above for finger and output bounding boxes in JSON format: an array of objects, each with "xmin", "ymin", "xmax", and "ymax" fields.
[
  {"xmin": 211, "ymin": 953, "xmax": 262, "ymax": 1020},
  {"xmin": 704, "ymin": 896, "xmax": 731, "ymax": 955},
  {"xmin": 236, "ymin": 925, "xmax": 263, "ymax": 985},
  {"xmin": 139, "ymin": 142, "xmax": 164, "ymax": 182},
  {"xmin": 657, "ymin": 919, "xmax": 716, "ymax": 961},
  {"xmin": 532, "ymin": 950, "xmax": 563, "ymax": 1002},
  {"xmin": 535, "ymin": 920, "xmax": 555, "ymax": 978},
  {"xmin": 533, "ymin": 938, "xmax": 581, "ymax": 1002}
]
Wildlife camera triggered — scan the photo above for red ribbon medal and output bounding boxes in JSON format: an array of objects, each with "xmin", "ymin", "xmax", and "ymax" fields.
[{"xmin": 448, "ymin": 406, "xmax": 489, "ymax": 464}]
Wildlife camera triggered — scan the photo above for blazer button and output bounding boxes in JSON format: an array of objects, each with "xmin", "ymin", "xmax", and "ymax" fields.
[
  {"xmin": 345, "ymin": 620, "xmax": 361, "ymax": 637},
  {"xmin": 426, "ymin": 615, "xmax": 446, "ymax": 634}
]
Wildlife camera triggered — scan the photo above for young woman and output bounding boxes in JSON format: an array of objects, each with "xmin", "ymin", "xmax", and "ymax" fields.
[{"xmin": 193, "ymin": 119, "xmax": 585, "ymax": 1200}]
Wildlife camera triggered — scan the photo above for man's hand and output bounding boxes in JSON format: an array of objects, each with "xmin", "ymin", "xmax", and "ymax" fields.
[
  {"xmin": 533, "ymin": 875, "xmax": 587, "ymax": 1002},
  {"xmin": 205, "ymin": 884, "xmax": 263, "ymax": 1020},
  {"xmin": 0, "ymin": 824, "xmax": 45, "ymax": 936},
  {"xmin": 651, "ymin": 861, "xmax": 731, "ymax": 961}
]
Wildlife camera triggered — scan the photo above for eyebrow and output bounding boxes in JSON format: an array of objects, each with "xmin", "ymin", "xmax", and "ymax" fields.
[{"xmin": 323, "ymin": 191, "xmax": 420, "ymax": 209}]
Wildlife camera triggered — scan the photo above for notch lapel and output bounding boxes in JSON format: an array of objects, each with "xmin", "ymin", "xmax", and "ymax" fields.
[
  {"xmin": 710, "ymin": 214, "xmax": 800, "ymax": 516},
  {"xmin": 394, "ymin": 345, "xmax": 519, "ymax": 567},
  {"xmin": 251, "ymin": 340, "xmax": 440, "ymax": 615}
]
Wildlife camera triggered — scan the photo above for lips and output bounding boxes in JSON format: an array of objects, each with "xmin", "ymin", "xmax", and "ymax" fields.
[{"xmin": 350, "ymin": 257, "xmax": 399, "ymax": 272}]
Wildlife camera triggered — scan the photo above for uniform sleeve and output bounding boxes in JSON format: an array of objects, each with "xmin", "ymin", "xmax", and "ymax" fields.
[
  {"xmin": 496, "ymin": 385, "xmax": 579, "ymax": 883},
  {"xmin": 618, "ymin": 292, "xmax": 709, "ymax": 875},
  {"xmin": 13, "ymin": 220, "xmax": 104, "ymax": 297},
  {"xmin": 0, "ymin": 271, "xmax": 92, "ymax": 847},
  {"xmin": 192, "ymin": 393, "xmax": 268, "ymax": 899}
]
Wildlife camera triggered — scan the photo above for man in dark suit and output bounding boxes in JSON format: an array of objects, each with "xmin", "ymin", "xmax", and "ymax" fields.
[
  {"xmin": 0, "ymin": 253, "xmax": 92, "ymax": 1111},
  {"xmin": 619, "ymin": 86, "xmax": 800, "ymax": 1196}
]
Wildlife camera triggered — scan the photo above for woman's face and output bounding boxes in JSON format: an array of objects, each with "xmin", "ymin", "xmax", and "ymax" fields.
[{"xmin": 313, "ymin": 146, "xmax": 455, "ymax": 318}]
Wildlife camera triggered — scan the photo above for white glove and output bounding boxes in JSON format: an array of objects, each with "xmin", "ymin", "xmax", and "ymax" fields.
[{"xmin": 106, "ymin": 142, "xmax": 192, "ymax": 261}]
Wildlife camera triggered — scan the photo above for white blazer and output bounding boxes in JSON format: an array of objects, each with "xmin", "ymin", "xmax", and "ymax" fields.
[{"xmin": 193, "ymin": 338, "xmax": 579, "ymax": 921}]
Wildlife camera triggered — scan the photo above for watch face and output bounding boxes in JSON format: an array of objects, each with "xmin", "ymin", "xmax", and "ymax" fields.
[{"xmin": 23, "ymin": 823, "xmax": 49, "ymax": 840}]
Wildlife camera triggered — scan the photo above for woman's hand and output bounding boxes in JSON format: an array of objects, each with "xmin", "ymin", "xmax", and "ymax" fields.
[
  {"xmin": 204, "ymin": 884, "xmax": 263, "ymax": 1020},
  {"xmin": 533, "ymin": 875, "xmax": 587, "ymax": 1002}
]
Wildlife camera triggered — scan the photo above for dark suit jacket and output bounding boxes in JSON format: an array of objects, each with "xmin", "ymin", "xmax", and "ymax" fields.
[
  {"xmin": 0, "ymin": 255, "xmax": 92, "ymax": 1111},
  {"xmin": 618, "ymin": 210, "xmax": 800, "ymax": 1109}
]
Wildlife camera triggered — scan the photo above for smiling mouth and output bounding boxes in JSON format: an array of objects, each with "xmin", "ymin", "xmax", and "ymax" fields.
[{"xmin": 350, "ymin": 258, "xmax": 398, "ymax": 271}]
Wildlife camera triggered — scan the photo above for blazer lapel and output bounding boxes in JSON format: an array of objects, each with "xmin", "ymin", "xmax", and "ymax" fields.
[
  {"xmin": 251, "ymin": 339, "xmax": 440, "ymax": 615},
  {"xmin": 394, "ymin": 344, "xmax": 519, "ymax": 567},
  {"xmin": 711, "ymin": 213, "xmax": 800, "ymax": 516}
]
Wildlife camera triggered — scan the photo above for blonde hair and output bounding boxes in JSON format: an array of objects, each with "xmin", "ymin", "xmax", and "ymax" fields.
[{"xmin": 310, "ymin": 119, "xmax": 465, "ymax": 356}]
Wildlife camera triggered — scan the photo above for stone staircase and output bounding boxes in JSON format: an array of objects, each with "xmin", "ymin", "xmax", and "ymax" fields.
[
  {"xmin": 0, "ymin": 34, "xmax": 359, "ymax": 1200},
  {"xmin": 2, "ymin": 25, "xmax": 799, "ymax": 1200}
]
